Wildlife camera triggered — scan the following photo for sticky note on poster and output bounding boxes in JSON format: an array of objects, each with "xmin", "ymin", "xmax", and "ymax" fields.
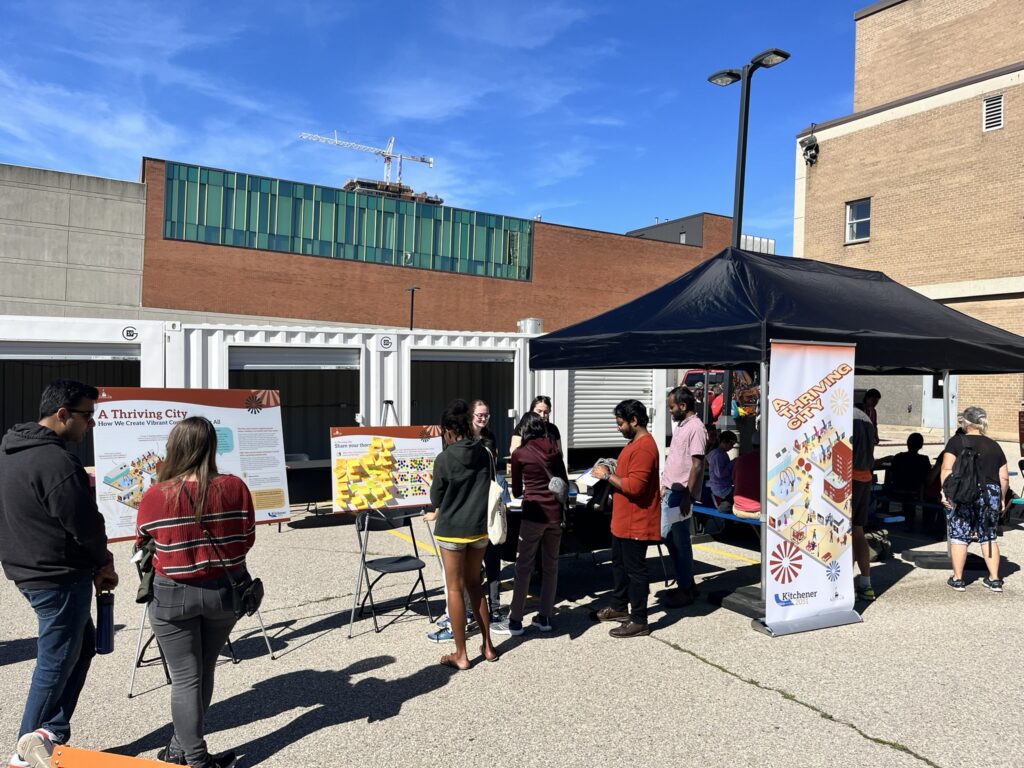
[{"xmin": 215, "ymin": 427, "xmax": 234, "ymax": 454}]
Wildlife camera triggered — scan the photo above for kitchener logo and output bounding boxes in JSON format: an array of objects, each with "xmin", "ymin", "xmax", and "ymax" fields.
[
  {"xmin": 769, "ymin": 540, "xmax": 803, "ymax": 585},
  {"xmin": 774, "ymin": 590, "xmax": 817, "ymax": 607}
]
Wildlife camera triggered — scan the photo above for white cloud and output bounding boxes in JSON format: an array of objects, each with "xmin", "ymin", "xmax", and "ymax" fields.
[
  {"xmin": 534, "ymin": 143, "xmax": 595, "ymax": 187},
  {"xmin": 0, "ymin": 68, "xmax": 180, "ymax": 175},
  {"xmin": 363, "ymin": 77, "xmax": 499, "ymax": 122},
  {"xmin": 439, "ymin": 1, "xmax": 588, "ymax": 49}
]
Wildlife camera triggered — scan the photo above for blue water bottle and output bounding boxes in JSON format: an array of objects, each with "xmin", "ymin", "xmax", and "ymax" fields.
[{"xmin": 96, "ymin": 592, "xmax": 115, "ymax": 654}]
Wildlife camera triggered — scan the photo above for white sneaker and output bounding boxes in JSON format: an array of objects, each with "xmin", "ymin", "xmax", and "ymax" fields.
[
  {"xmin": 16, "ymin": 731, "xmax": 53, "ymax": 768},
  {"xmin": 8, "ymin": 753, "xmax": 30, "ymax": 768}
]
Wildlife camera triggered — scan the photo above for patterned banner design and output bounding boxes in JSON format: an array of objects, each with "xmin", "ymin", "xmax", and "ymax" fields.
[{"xmin": 765, "ymin": 343, "xmax": 856, "ymax": 626}]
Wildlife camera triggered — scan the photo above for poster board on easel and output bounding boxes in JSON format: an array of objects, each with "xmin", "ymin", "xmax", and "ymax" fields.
[
  {"xmin": 92, "ymin": 387, "xmax": 290, "ymax": 541},
  {"xmin": 329, "ymin": 426, "xmax": 442, "ymax": 514}
]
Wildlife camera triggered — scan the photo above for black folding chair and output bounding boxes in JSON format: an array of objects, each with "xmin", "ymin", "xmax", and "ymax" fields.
[{"xmin": 348, "ymin": 510, "xmax": 434, "ymax": 636}]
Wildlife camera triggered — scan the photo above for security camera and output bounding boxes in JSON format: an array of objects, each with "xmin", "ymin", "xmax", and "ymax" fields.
[{"xmin": 799, "ymin": 134, "xmax": 819, "ymax": 166}]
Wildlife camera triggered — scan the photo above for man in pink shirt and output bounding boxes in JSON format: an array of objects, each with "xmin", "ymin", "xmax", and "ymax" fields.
[{"xmin": 660, "ymin": 387, "xmax": 707, "ymax": 608}]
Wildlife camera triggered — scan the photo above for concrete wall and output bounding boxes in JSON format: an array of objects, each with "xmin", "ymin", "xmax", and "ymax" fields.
[
  {"xmin": 0, "ymin": 164, "xmax": 146, "ymax": 318},
  {"xmin": 854, "ymin": 0, "xmax": 1024, "ymax": 111}
]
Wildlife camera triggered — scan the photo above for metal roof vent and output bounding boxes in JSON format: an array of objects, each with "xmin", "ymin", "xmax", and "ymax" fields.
[{"xmin": 983, "ymin": 94, "xmax": 1004, "ymax": 132}]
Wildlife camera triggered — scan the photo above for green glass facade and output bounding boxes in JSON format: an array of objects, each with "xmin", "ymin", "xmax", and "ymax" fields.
[{"xmin": 163, "ymin": 161, "xmax": 533, "ymax": 280}]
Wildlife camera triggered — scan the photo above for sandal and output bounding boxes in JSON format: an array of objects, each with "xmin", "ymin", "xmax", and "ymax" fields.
[{"xmin": 480, "ymin": 644, "xmax": 499, "ymax": 663}]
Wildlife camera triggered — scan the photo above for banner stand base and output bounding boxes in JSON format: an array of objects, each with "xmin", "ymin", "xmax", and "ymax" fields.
[{"xmin": 752, "ymin": 610, "xmax": 862, "ymax": 637}]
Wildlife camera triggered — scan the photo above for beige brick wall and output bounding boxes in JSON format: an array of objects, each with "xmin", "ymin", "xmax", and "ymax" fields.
[
  {"xmin": 802, "ymin": 83, "xmax": 1023, "ymax": 287},
  {"xmin": 854, "ymin": 0, "xmax": 1024, "ymax": 111},
  {"xmin": 801, "ymin": 79, "xmax": 1024, "ymax": 440},
  {"xmin": 948, "ymin": 298, "xmax": 1024, "ymax": 439}
]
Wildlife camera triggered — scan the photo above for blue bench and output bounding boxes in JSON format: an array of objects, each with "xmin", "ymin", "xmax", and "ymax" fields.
[{"xmin": 692, "ymin": 503, "xmax": 762, "ymax": 526}]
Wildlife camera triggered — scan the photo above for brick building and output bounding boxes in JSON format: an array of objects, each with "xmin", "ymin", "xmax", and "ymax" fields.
[
  {"xmin": 794, "ymin": 0, "xmax": 1024, "ymax": 438},
  {"xmin": 0, "ymin": 157, "xmax": 730, "ymax": 332}
]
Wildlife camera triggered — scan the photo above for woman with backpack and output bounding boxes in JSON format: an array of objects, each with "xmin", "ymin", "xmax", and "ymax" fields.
[
  {"xmin": 494, "ymin": 411, "xmax": 569, "ymax": 635},
  {"xmin": 939, "ymin": 406, "xmax": 1009, "ymax": 592}
]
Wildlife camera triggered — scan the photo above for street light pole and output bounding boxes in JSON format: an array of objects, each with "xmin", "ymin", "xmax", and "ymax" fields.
[
  {"xmin": 709, "ymin": 48, "xmax": 790, "ymax": 249},
  {"xmin": 406, "ymin": 286, "xmax": 420, "ymax": 330},
  {"xmin": 708, "ymin": 48, "xmax": 789, "ymax": 431},
  {"xmin": 731, "ymin": 63, "xmax": 753, "ymax": 248}
]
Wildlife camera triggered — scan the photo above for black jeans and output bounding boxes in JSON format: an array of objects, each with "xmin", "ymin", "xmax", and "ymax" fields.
[
  {"xmin": 150, "ymin": 574, "xmax": 238, "ymax": 766},
  {"xmin": 610, "ymin": 536, "xmax": 650, "ymax": 623}
]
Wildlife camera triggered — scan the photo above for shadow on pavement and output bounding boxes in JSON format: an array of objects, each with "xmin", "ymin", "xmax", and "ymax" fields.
[{"xmin": 109, "ymin": 654, "xmax": 454, "ymax": 764}]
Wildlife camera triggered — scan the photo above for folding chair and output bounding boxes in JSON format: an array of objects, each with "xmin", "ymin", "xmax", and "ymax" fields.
[{"xmin": 348, "ymin": 510, "xmax": 433, "ymax": 637}]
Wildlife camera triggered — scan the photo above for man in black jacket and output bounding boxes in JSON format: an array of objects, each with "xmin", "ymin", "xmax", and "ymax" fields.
[{"xmin": 0, "ymin": 380, "xmax": 118, "ymax": 768}]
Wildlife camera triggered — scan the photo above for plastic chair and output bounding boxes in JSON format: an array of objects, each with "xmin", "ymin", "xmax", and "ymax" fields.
[{"xmin": 348, "ymin": 510, "xmax": 433, "ymax": 637}]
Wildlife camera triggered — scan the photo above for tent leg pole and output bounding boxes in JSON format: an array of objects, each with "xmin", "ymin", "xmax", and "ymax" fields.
[
  {"xmin": 941, "ymin": 370, "xmax": 951, "ymax": 444},
  {"xmin": 759, "ymin": 360, "xmax": 768, "ymax": 606}
]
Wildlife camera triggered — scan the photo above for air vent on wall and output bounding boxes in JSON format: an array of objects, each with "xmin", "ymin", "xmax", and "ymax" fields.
[{"xmin": 983, "ymin": 94, "xmax": 1004, "ymax": 132}]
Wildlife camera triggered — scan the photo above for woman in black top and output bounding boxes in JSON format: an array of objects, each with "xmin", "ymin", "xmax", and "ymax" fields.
[
  {"xmin": 495, "ymin": 412, "xmax": 569, "ymax": 635},
  {"xmin": 939, "ymin": 406, "xmax": 1009, "ymax": 592},
  {"xmin": 509, "ymin": 395, "xmax": 562, "ymax": 454}
]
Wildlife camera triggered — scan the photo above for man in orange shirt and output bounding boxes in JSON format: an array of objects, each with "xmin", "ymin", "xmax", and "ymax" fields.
[{"xmin": 590, "ymin": 400, "xmax": 660, "ymax": 638}]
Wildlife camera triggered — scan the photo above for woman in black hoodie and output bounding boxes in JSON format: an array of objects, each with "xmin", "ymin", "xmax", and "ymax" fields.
[
  {"xmin": 428, "ymin": 399, "xmax": 498, "ymax": 669},
  {"xmin": 495, "ymin": 411, "xmax": 569, "ymax": 635}
]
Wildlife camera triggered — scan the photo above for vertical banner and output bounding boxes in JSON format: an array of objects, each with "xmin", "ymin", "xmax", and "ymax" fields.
[
  {"xmin": 92, "ymin": 388, "xmax": 290, "ymax": 541},
  {"xmin": 763, "ymin": 342, "xmax": 861, "ymax": 634},
  {"xmin": 330, "ymin": 426, "xmax": 442, "ymax": 513}
]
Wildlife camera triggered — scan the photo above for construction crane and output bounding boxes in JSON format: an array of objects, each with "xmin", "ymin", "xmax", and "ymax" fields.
[{"xmin": 298, "ymin": 131, "xmax": 433, "ymax": 185}]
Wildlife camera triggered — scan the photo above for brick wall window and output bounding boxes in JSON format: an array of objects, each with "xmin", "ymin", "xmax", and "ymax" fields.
[{"xmin": 845, "ymin": 198, "xmax": 871, "ymax": 244}]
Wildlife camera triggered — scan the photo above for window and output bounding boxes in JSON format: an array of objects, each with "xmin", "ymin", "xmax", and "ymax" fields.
[
  {"xmin": 845, "ymin": 198, "xmax": 870, "ymax": 243},
  {"xmin": 678, "ymin": 230, "xmax": 687, "ymax": 244},
  {"xmin": 983, "ymin": 94, "xmax": 1004, "ymax": 132}
]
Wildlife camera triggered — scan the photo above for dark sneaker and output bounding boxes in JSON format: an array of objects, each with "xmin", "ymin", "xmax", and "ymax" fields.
[
  {"xmin": 194, "ymin": 751, "xmax": 236, "ymax": 768},
  {"xmin": 492, "ymin": 618, "xmax": 524, "ymax": 636},
  {"xmin": 609, "ymin": 621, "xmax": 651, "ymax": 638},
  {"xmin": 156, "ymin": 744, "xmax": 187, "ymax": 765},
  {"xmin": 983, "ymin": 577, "xmax": 1004, "ymax": 593},
  {"xmin": 590, "ymin": 607, "xmax": 629, "ymax": 622},
  {"xmin": 947, "ymin": 577, "xmax": 967, "ymax": 592},
  {"xmin": 16, "ymin": 731, "xmax": 53, "ymax": 768},
  {"xmin": 530, "ymin": 615, "xmax": 552, "ymax": 632}
]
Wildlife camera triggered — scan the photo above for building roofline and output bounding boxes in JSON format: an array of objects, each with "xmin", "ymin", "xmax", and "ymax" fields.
[
  {"xmin": 624, "ymin": 211, "xmax": 731, "ymax": 237},
  {"xmin": 535, "ymin": 219, "xmax": 722, "ymax": 248},
  {"xmin": 797, "ymin": 59, "xmax": 1024, "ymax": 137},
  {"xmin": 853, "ymin": 0, "xmax": 908, "ymax": 22}
]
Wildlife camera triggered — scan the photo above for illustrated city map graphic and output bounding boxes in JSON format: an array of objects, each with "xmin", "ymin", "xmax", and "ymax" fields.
[
  {"xmin": 766, "ymin": 416, "xmax": 853, "ymax": 567},
  {"xmin": 103, "ymin": 450, "xmax": 163, "ymax": 509},
  {"xmin": 333, "ymin": 438, "xmax": 431, "ymax": 510}
]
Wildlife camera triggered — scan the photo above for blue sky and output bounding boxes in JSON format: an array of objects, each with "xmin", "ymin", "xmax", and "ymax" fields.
[{"xmin": 0, "ymin": 1, "xmax": 866, "ymax": 254}]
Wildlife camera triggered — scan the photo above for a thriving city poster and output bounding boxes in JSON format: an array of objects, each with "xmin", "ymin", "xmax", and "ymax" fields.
[
  {"xmin": 92, "ymin": 387, "xmax": 289, "ymax": 540},
  {"xmin": 764, "ymin": 342, "xmax": 857, "ymax": 630}
]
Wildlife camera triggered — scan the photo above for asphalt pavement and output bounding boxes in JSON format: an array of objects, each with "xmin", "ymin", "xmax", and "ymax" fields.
[{"xmin": 2, "ymin": 505, "xmax": 1023, "ymax": 768}]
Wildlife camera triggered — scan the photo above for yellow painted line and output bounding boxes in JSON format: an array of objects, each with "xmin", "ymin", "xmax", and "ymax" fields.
[
  {"xmin": 386, "ymin": 528, "xmax": 439, "ymax": 556},
  {"xmin": 694, "ymin": 543, "xmax": 760, "ymax": 565}
]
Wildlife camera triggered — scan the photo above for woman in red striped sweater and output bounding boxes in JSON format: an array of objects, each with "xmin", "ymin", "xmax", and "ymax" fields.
[{"xmin": 136, "ymin": 417, "xmax": 255, "ymax": 768}]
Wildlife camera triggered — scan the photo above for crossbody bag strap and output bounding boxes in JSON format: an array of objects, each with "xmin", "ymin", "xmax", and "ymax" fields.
[{"xmin": 180, "ymin": 481, "xmax": 240, "ymax": 588}]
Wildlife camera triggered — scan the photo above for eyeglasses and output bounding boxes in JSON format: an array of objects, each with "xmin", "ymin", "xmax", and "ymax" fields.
[
  {"xmin": 69, "ymin": 409, "xmax": 95, "ymax": 420},
  {"xmin": 474, "ymin": 413, "xmax": 491, "ymax": 420}
]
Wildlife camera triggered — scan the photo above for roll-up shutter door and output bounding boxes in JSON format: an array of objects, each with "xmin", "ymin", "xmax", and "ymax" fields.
[
  {"xmin": 228, "ymin": 346, "xmax": 360, "ymax": 370},
  {"xmin": 568, "ymin": 369, "xmax": 655, "ymax": 448}
]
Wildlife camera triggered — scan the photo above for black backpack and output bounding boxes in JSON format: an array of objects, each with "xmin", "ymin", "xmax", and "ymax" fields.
[{"xmin": 942, "ymin": 435, "xmax": 986, "ymax": 506}]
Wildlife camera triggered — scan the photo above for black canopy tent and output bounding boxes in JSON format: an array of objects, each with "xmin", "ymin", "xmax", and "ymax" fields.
[
  {"xmin": 529, "ymin": 248, "xmax": 1024, "ymax": 375},
  {"xmin": 529, "ymin": 248, "xmax": 1024, "ymax": 636}
]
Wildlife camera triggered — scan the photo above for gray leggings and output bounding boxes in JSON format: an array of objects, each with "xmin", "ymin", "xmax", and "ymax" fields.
[{"xmin": 150, "ymin": 575, "xmax": 238, "ymax": 765}]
